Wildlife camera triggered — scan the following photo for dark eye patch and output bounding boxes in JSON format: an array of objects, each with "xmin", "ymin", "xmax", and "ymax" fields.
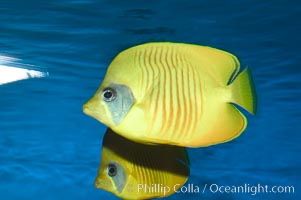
[
  {"xmin": 101, "ymin": 83, "xmax": 134, "ymax": 125},
  {"xmin": 107, "ymin": 163, "xmax": 117, "ymax": 177},
  {"xmin": 102, "ymin": 88, "xmax": 116, "ymax": 102}
]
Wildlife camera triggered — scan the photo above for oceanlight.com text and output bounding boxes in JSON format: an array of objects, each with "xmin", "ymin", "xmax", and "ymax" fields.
[{"xmin": 204, "ymin": 183, "xmax": 294, "ymax": 195}]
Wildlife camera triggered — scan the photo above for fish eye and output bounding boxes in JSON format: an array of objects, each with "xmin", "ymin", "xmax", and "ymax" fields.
[
  {"xmin": 107, "ymin": 163, "xmax": 117, "ymax": 177},
  {"xmin": 102, "ymin": 87, "xmax": 116, "ymax": 102}
]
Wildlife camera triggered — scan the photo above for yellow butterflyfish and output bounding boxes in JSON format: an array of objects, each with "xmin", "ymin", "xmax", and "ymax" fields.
[
  {"xmin": 83, "ymin": 42, "xmax": 256, "ymax": 147},
  {"xmin": 95, "ymin": 128, "xmax": 190, "ymax": 199}
]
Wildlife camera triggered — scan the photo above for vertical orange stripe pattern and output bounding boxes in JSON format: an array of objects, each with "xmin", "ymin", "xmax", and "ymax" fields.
[{"xmin": 136, "ymin": 45, "xmax": 202, "ymax": 141}]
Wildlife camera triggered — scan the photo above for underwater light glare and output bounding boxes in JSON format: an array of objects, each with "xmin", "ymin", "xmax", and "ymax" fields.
[{"xmin": 0, "ymin": 55, "xmax": 48, "ymax": 85}]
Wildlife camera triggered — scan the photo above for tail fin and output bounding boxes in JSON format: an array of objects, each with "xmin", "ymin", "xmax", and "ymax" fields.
[{"xmin": 229, "ymin": 67, "xmax": 257, "ymax": 115}]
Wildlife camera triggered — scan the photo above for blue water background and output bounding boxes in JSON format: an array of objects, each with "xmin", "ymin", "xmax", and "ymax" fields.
[{"xmin": 0, "ymin": 0, "xmax": 300, "ymax": 199}]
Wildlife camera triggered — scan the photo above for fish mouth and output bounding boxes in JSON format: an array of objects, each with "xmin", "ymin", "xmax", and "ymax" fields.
[
  {"xmin": 83, "ymin": 101, "xmax": 98, "ymax": 119},
  {"xmin": 82, "ymin": 100, "xmax": 107, "ymax": 125},
  {"xmin": 82, "ymin": 102, "xmax": 91, "ymax": 115},
  {"xmin": 94, "ymin": 175, "xmax": 114, "ymax": 192},
  {"xmin": 82, "ymin": 97, "xmax": 111, "ymax": 126}
]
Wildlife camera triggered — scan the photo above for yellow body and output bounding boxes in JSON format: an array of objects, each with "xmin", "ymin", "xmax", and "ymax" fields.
[
  {"xmin": 95, "ymin": 129, "xmax": 190, "ymax": 200},
  {"xmin": 83, "ymin": 42, "xmax": 256, "ymax": 147}
]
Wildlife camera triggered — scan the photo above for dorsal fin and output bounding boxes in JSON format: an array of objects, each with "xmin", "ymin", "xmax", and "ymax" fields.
[{"xmin": 189, "ymin": 45, "xmax": 240, "ymax": 85}]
